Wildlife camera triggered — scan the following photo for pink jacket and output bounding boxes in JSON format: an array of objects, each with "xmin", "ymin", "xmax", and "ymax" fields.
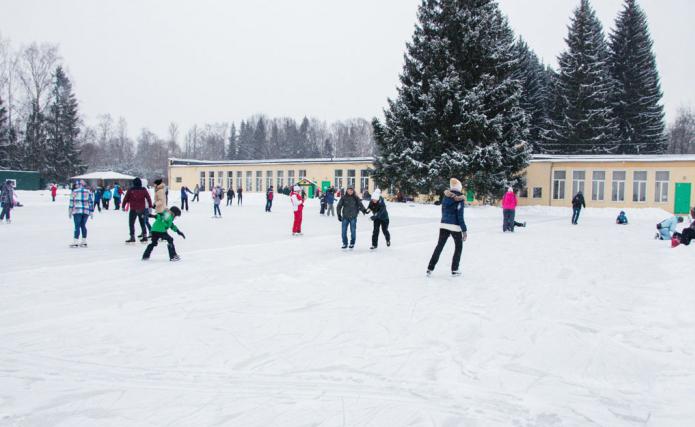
[{"xmin": 501, "ymin": 192, "xmax": 517, "ymax": 210}]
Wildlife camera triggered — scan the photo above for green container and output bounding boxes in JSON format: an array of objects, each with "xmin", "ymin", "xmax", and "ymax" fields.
[{"xmin": 0, "ymin": 170, "xmax": 42, "ymax": 190}]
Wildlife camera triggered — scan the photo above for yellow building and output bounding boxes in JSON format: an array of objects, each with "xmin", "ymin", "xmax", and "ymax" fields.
[
  {"xmin": 518, "ymin": 155, "xmax": 695, "ymax": 214},
  {"xmin": 168, "ymin": 157, "xmax": 376, "ymax": 197}
]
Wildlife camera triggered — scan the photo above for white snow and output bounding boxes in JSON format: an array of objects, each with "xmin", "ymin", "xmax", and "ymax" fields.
[{"xmin": 1, "ymin": 190, "xmax": 694, "ymax": 426}]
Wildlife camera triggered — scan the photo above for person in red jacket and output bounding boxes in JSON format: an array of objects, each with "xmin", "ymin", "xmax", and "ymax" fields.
[
  {"xmin": 290, "ymin": 185, "xmax": 304, "ymax": 235},
  {"xmin": 265, "ymin": 186, "xmax": 274, "ymax": 212},
  {"xmin": 501, "ymin": 187, "xmax": 526, "ymax": 232},
  {"xmin": 50, "ymin": 183, "xmax": 58, "ymax": 202},
  {"xmin": 122, "ymin": 177, "xmax": 153, "ymax": 243}
]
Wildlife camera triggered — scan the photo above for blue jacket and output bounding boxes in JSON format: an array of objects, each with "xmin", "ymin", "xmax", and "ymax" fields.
[
  {"xmin": 440, "ymin": 190, "xmax": 466, "ymax": 232},
  {"xmin": 113, "ymin": 184, "xmax": 121, "ymax": 199},
  {"xmin": 326, "ymin": 191, "xmax": 335, "ymax": 204},
  {"xmin": 102, "ymin": 189, "xmax": 112, "ymax": 200}
]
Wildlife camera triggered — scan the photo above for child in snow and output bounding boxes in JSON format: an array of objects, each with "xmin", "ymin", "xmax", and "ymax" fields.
[
  {"xmin": 290, "ymin": 185, "xmax": 304, "ymax": 235},
  {"xmin": 367, "ymin": 189, "xmax": 390, "ymax": 250},
  {"xmin": 0, "ymin": 179, "xmax": 15, "ymax": 223},
  {"xmin": 69, "ymin": 180, "xmax": 94, "ymax": 247},
  {"xmin": 336, "ymin": 186, "xmax": 367, "ymax": 249},
  {"xmin": 142, "ymin": 206, "xmax": 185, "ymax": 261},
  {"xmin": 427, "ymin": 178, "xmax": 467, "ymax": 277},
  {"xmin": 616, "ymin": 211, "xmax": 628, "ymax": 225},
  {"xmin": 655, "ymin": 216, "xmax": 683, "ymax": 241},
  {"xmin": 212, "ymin": 185, "xmax": 223, "ymax": 217}
]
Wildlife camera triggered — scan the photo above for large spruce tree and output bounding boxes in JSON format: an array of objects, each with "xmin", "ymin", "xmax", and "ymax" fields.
[
  {"xmin": 609, "ymin": 0, "xmax": 666, "ymax": 153},
  {"xmin": 372, "ymin": 0, "xmax": 530, "ymax": 198},
  {"xmin": 46, "ymin": 66, "xmax": 84, "ymax": 182},
  {"xmin": 550, "ymin": 0, "xmax": 617, "ymax": 154},
  {"xmin": 226, "ymin": 122, "xmax": 238, "ymax": 159}
]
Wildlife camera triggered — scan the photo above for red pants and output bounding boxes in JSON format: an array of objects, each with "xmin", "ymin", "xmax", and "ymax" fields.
[{"xmin": 292, "ymin": 210, "xmax": 303, "ymax": 233}]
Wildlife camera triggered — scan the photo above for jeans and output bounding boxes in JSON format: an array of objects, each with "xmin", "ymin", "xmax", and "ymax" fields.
[
  {"xmin": 341, "ymin": 217, "xmax": 357, "ymax": 246},
  {"xmin": 572, "ymin": 207, "xmax": 581, "ymax": 224},
  {"xmin": 226, "ymin": 197, "xmax": 233, "ymax": 206},
  {"xmin": 143, "ymin": 232, "xmax": 176, "ymax": 259},
  {"xmin": 129, "ymin": 210, "xmax": 147, "ymax": 238},
  {"xmin": 428, "ymin": 229, "xmax": 463, "ymax": 272},
  {"xmin": 371, "ymin": 219, "xmax": 390, "ymax": 247},
  {"xmin": 192, "ymin": 193, "xmax": 199, "ymax": 202},
  {"xmin": 503, "ymin": 209, "xmax": 516, "ymax": 231},
  {"xmin": 102, "ymin": 199, "xmax": 110, "ymax": 209},
  {"xmin": 181, "ymin": 197, "xmax": 189, "ymax": 211},
  {"xmin": 114, "ymin": 197, "xmax": 121, "ymax": 210},
  {"xmin": 265, "ymin": 199, "xmax": 273, "ymax": 212},
  {"xmin": 214, "ymin": 204, "xmax": 222, "ymax": 216},
  {"xmin": 73, "ymin": 213, "xmax": 89, "ymax": 239}
]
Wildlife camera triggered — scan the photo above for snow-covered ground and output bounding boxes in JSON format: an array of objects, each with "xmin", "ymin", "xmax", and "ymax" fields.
[{"xmin": 1, "ymin": 190, "xmax": 693, "ymax": 426}]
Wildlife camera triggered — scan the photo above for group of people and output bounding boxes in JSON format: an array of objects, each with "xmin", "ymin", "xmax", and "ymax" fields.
[{"xmin": 655, "ymin": 208, "xmax": 695, "ymax": 247}]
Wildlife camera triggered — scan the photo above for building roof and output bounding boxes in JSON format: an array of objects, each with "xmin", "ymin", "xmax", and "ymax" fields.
[
  {"xmin": 530, "ymin": 154, "xmax": 695, "ymax": 163},
  {"xmin": 169, "ymin": 157, "xmax": 375, "ymax": 167},
  {"xmin": 71, "ymin": 171, "xmax": 136, "ymax": 180}
]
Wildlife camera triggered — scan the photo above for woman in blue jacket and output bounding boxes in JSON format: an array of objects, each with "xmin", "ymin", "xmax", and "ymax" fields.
[{"xmin": 427, "ymin": 178, "xmax": 468, "ymax": 277}]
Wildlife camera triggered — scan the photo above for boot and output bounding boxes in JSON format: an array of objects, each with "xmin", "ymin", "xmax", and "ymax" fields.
[
  {"xmin": 167, "ymin": 243, "xmax": 177, "ymax": 260},
  {"xmin": 80, "ymin": 238, "xmax": 88, "ymax": 247},
  {"xmin": 70, "ymin": 239, "xmax": 79, "ymax": 248},
  {"xmin": 125, "ymin": 237, "xmax": 136, "ymax": 243}
]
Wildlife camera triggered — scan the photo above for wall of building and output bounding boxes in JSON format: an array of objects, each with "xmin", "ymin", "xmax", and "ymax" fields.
[
  {"xmin": 168, "ymin": 161, "xmax": 375, "ymax": 194},
  {"xmin": 518, "ymin": 161, "xmax": 695, "ymax": 213}
]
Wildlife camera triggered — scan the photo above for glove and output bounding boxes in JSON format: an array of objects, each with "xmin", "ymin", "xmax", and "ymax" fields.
[
  {"xmin": 462, "ymin": 231, "xmax": 468, "ymax": 242},
  {"xmin": 370, "ymin": 215, "xmax": 375, "ymax": 221},
  {"xmin": 177, "ymin": 230, "xmax": 186, "ymax": 239},
  {"xmin": 338, "ymin": 216, "xmax": 343, "ymax": 222}
]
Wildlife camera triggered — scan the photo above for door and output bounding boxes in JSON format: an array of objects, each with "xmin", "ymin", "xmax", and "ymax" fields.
[
  {"xmin": 466, "ymin": 189, "xmax": 475, "ymax": 203},
  {"xmin": 321, "ymin": 181, "xmax": 331, "ymax": 193},
  {"xmin": 308, "ymin": 185, "xmax": 315, "ymax": 199},
  {"xmin": 674, "ymin": 183, "xmax": 691, "ymax": 214}
]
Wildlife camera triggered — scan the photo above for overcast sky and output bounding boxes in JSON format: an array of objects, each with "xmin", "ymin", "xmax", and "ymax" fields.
[{"xmin": 1, "ymin": 0, "xmax": 693, "ymax": 137}]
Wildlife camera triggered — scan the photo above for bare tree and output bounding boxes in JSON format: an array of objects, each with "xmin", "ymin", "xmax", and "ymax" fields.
[
  {"xmin": 17, "ymin": 43, "xmax": 60, "ymax": 112},
  {"xmin": 668, "ymin": 107, "xmax": 695, "ymax": 154}
]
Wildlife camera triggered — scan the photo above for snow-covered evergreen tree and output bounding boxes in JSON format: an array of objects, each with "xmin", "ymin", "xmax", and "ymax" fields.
[
  {"xmin": 23, "ymin": 102, "xmax": 49, "ymax": 175},
  {"xmin": 372, "ymin": 0, "xmax": 530, "ymax": 198},
  {"xmin": 46, "ymin": 66, "xmax": 84, "ymax": 182},
  {"xmin": 609, "ymin": 0, "xmax": 666, "ymax": 153},
  {"xmin": 550, "ymin": 0, "xmax": 618, "ymax": 154},
  {"xmin": 226, "ymin": 122, "xmax": 238, "ymax": 159}
]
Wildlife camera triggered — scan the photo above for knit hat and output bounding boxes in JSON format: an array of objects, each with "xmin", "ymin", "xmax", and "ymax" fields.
[
  {"xmin": 450, "ymin": 178, "xmax": 462, "ymax": 192},
  {"xmin": 170, "ymin": 206, "xmax": 182, "ymax": 217},
  {"xmin": 154, "ymin": 179, "xmax": 163, "ymax": 186},
  {"xmin": 507, "ymin": 187, "xmax": 513, "ymax": 192},
  {"xmin": 133, "ymin": 177, "xmax": 142, "ymax": 188},
  {"xmin": 371, "ymin": 189, "xmax": 381, "ymax": 200},
  {"xmin": 293, "ymin": 185, "xmax": 300, "ymax": 192}
]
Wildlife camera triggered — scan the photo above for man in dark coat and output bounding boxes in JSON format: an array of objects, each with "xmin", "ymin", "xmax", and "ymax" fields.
[
  {"xmin": 336, "ymin": 186, "xmax": 367, "ymax": 249},
  {"xmin": 571, "ymin": 191, "xmax": 586, "ymax": 225}
]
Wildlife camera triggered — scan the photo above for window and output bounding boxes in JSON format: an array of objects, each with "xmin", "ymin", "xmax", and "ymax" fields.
[
  {"xmin": 612, "ymin": 171, "xmax": 626, "ymax": 202},
  {"xmin": 360, "ymin": 169, "xmax": 369, "ymax": 192},
  {"xmin": 266, "ymin": 170, "xmax": 273, "ymax": 189},
  {"xmin": 334, "ymin": 169, "xmax": 343, "ymax": 189},
  {"xmin": 227, "ymin": 171, "xmax": 233, "ymax": 189},
  {"xmin": 520, "ymin": 187, "xmax": 528, "ymax": 198},
  {"xmin": 277, "ymin": 170, "xmax": 284, "ymax": 189},
  {"xmin": 175, "ymin": 177, "xmax": 182, "ymax": 183},
  {"xmin": 287, "ymin": 170, "xmax": 295, "ymax": 186},
  {"xmin": 256, "ymin": 171, "xmax": 263, "ymax": 192},
  {"xmin": 591, "ymin": 171, "xmax": 605, "ymax": 201},
  {"xmin": 347, "ymin": 169, "xmax": 356, "ymax": 188},
  {"xmin": 245, "ymin": 171, "xmax": 252, "ymax": 191},
  {"xmin": 633, "ymin": 171, "xmax": 647, "ymax": 202},
  {"xmin": 236, "ymin": 171, "xmax": 242, "ymax": 190},
  {"xmin": 208, "ymin": 171, "xmax": 215, "ymax": 189},
  {"xmin": 298, "ymin": 169, "xmax": 306, "ymax": 179},
  {"xmin": 533, "ymin": 187, "xmax": 542, "ymax": 199},
  {"xmin": 552, "ymin": 170, "xmax": 566, "ymax": 200},
  {"xmin": 199, "ymin": 172, "xmax": 206, "ymax": 191},
  {"xmin": 572, "ymin": 170, "xmax": 585, "ymax": 196},
  {"xmin": 655, "ymin": 171, "xmax": 669, "ymax": 202},
  {"xmin": 217, "ymin": 171, "xmax": 223, "ymax": 186}
]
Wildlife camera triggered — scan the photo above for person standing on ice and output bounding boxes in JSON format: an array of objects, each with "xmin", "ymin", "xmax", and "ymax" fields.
[
  {"xmin": 113, "ymin": 182, "xmax": 122, "ymax": 210},
  {"xmin": 427, "ymin": 178, "xmax": 467, "ymax": 277},
  {"xmin": 93, "ymin": 183, "xmax": 103, "ymax": 212},
  {"xmin": 265, "ymin": 185, "xmax": 274, "ymax": 212},
  {"xmin": 68, "ymin": 180, "xmax": 94, "ymax": 247},
  {"xmin": 212, "ymin": 185, "xmax": 223, "ymax": 217},
  {"xmin": 142, "ymin": 206, "xmax": 185, "ymax": 261},
  {"xmin": 102, "ymin": 186, "xmax": 112, "ymax": 210},
  {"xmin": 0, "ymin": 179, "xmax": 15, "ymax": 223},
  {"xmin": 501, "ymin": 187, "xmax": 518, "ymax": 232},
  {"xmin": 153, "ymin": 179, "xmax": 166, "ymax": 214},
  {"xmin": 50, "ymin": 183, "xmax": 58, "ymax": 202},
  {"xmin": 226, "ymin": 187, "xmax": 235, "ymax": 206},
  {"xmin": 367, "ymin": 189, "xmax": 390, "ymax": 250},
  {"xmin": 337, "ymin": 185, "xmax": 367, "ymax": 249},
  {"xmin": 571, "ymin": 191, "xmax": 586, "ymax": 225},
  {"xmin": 655, "ymin": 215, "xmax": 683, "ymax": 241},
  {"xmin": 192, "ymin": 184, "xmax": 200, "ymax": 202},
  {"xmin": 325, "ymin": 187, "xmax": 336, "ymax": 216},
  {"xmin": 180, "ymin": 185, "xmax": 192, "ymax": 211},
  {"xmin": 290, "ymin": 185, "xmax": 304, "ymax": 235},
  {"xmin": 122, "ymin": 177, "xmax": 153, "ymax": 243},
  {"xmin": 237, "ymin": 186, "xmax": 243, "ymax": 206}
]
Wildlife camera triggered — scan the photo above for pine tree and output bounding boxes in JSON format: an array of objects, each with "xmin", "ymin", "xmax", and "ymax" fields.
[
  {"xmin": 551, "ymin": 0, "xmax": 617, "ymax": 154},
  {"xmin": 46, "ymin": 66, "xmax": 84, "ymax": 182},
  {"xmin": 372, "ymin": 0, "xmax": 530, "ymax": 198},
  {"xmin": 226, "ymin": 122, "xmax": 238, "ymax": 159},
  {"xmin": 609, "ymin": 0, "xmax": 666, "ymax": 153},
  {"xmin": 252, "ymin": 117, "xmax": 267, "ymax": 159},
  {"xmin": 237, "ymin": 120, "xmax": 252, "ymax": 160},
  {"xmin": 23, "ymin": 102, "xmax": 49, "ymax": 175}
]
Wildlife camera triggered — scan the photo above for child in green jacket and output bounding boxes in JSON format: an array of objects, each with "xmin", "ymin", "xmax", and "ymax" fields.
[{"xmin": 142, "ymin": 206, "xmax": 186, "ymax": 261}]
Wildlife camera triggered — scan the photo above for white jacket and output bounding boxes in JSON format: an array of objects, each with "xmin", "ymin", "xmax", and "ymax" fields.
[{"xmin": 290, "ymin": 192, "xmax": 303, "ymax": 212}]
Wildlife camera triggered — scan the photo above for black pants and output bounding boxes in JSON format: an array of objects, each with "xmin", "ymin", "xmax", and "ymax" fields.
[
  {"xmin": 503, "ymin": 209, "xmax": 515, "ymax": 232},
  {"xmin": 428, "ymin": 229, "xmax": 463, "ymax": 272},
  {"xmin": 226, "ymin": 197, "xmax": 233, "ymax": 206},
  {"xmin": 371, "ymin": 219, "xmax": 390, "ymax": 247},
  {"xmin": 129, "ymin": 209, "xmax": 148, "ymax": 238},
  {"xmin": 572, "ymin": 207, "xmax": 581, "ymax": 224},
  {"xmin": 192, "ymin": 193, "xmax": 199, "ymax": 202},
  {"xmin": 214, "ymin": 204, "xmax": 222, "ymax": 216},
  {"xmin": 114, "ymin": 197, "xmax": 121, "ymax": 210},
  {"xmin": 181, "ymin": 197, "xmax": 189, "ymax": 211},
  {"xmin": 143, "ymin": 232, "xmax": 176, "ymax": 259},
  {"xmin": 675, "ymin": 228, "xmax": 695, "ymax": 246},
  {"xmin": 103, "ymin": 199, "xmax": 109, "ymax": 209}
]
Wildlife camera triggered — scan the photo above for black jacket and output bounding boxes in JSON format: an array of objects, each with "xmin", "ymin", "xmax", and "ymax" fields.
[
  {"xmin": 367, "ymin": 197, "xmax": 389, "ymax": 222},
  {"xmin": 572, "ymin": 193, "xmax": 586, "ymax": 209},
  {"xmin": 337, "ymin": 193, "xmax": 367, "ymax": 220}
]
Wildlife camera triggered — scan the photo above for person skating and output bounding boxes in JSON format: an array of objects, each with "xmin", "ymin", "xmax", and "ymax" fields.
[
  {"xmin": 226, "ymin": 188, "xmax": 235, "ymax": 206},
  {"xmin": 616, "ymin": 211, "xmax": 628, "ymax": 225},
  {"xmin": 337, "ymin": 186, "xmax": 367, "ymax": 249},
  {"xmin": 50, "ymin": 183, "xmax": 58, "ymax": 202},
  {"xmin": 571, "ymin": 191, "xmax": 586, "ymax": 225},
  {"xmin": 367, "ymin": 189, "xmax": 390, "ymax": 250},
  {"xmin": 192, "ymin": 184, "xmax": 200, "ymax": 202},
  {"xmin": 142, "ymin": 206, "xmax": 185, "ymax": 261},
  {"xmin": 113, "ymin": 182, "xmax": 122, "ymax": 210},
  {"xmin": 93, "ymin": 184, "xmax": 103, "ymax": 212},
  {"xmin": 68, "ymin": 180, "xmax": 94, "ymax": 247},
  {"xmin": 427, "ymin": 178, "xmax": 467, "ymax": 277},
  {"xmin": 237, "ymin": 186, "xmax": 243, "ymax": 206},
  {"xmin": 325, "ymin": 187, "xmax": 335, "ymax": 216},
  {"xmin": 102, "ymin": 186, "xmax": 112, "ymax": 210},
  {"xmin": 501, "ymin": 187, "xmax": 518, "ymax": 232},
  {"xmin": 655, "ymin": 215, "xmax": 683, "ymax": 241},
  {"xmin": 122, "ymin": 177, "xmax": 153, "ymax": 243},
  {"xmin": 265, "ymin": 186, "xmax": 274, "ymax": 212},
  {"xmin": 180, "ymin": 185, "xmax": 192, "ymax": 211},
  {"xmin": 319, "ymin": 192, "xmax": 327, "ymax": 215},
  {"xmin": 153, "ymin": 179, "xmax": 166, "ymax": 214},
  {"xmin": 212, "ymin": 185, "xmax": 223, "ymax": 217},
  {"xmin": 0, "ymin": 179, "xmax": 15, "ymax": 223},
  {"xmin": 290, "ymin": 185, "xmax": 304, "ymax": 235}
]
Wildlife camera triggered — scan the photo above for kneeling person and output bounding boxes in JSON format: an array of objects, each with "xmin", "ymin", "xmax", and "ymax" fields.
[{"xmin": 143, "ymin": 206, "xmax": 186, "ymax": 261}]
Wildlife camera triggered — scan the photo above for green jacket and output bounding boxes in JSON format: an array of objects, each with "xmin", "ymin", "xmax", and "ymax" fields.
[{"xmin": 151, "ymin": 210, "xmax": 179, "ymax": 233}]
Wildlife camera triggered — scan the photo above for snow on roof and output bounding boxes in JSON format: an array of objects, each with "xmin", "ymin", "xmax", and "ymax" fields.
[
  {"xmin": 169, "ymin": 157, "xmax": 375, "ymax": 166},
  {"xmin": 531, "ymin": 154, "xmax": 695, "ymax": 163},
  {"xmin": 71, "ymin": 171, "xmax": 136, "ymax": 180}
]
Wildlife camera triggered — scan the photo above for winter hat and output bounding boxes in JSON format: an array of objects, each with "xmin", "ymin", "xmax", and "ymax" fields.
[
  {"xmin": 154, "ymin": 179, "xmax": 163, "ymax": 186},
  {"xmin": 371, "ymin": 189, "xmax": 381, "ymax": 200},
  {"xmin": 293, "ymin": 185, "xmax": 301, "ymax": 192},
  {"xmin": 170, "ymin": 206, "xmax": 182, "ymax": 217},
  {"xmin": 133, "ymin": 177, "xmax": 142, "ymax": 188},
  {"xmin": 677, "ymin": 216, "xmax": 684, "ymax": 223},
  {"xmin": 507, "ymin": 187, "xmax": 513, "ymax": 192},
  {"xmin": 450, "ymin": 178, "xmax": 462, "ymax": 192}
]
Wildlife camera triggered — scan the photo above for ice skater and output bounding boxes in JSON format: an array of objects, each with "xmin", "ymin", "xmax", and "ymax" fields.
[
  {"xmin": 501, "ymin": 187, "xmax": 519, "ymax": 232},
  {"xmin": 50, "ymin": 183, "xmax": 57, "ymax": 202},
  {"xmin": 226, "ymin": 187, "xmax": 235, "ymax": 206},
  {"xmin": 192, "ymin": 184, "xmax": 200, "ymax": 202},
  {"xmin": 266, "ymin": 185, "xmax": 274, "ymax": 212},
  {"xmin": 122, "ymin": 177, "xmax": 153, "ymax": 243},
  {"xmin": 142, "ymin": 206, "xmax": 185, "ymax": 261},
  {"xmin": 0, "ymin": 179, "xmax": 15, "ymax": 223},
  {"xmin": 212, "ymin": 185, "xmax": 223, "ymax": 217},
  {"xmin": 571, "ymin": 191, "xmax": 586, "ymax": 225},
  {"xmin": 367, "ymin": 189, "xmax": 390, "ymax": 250},
  {"xmin": 180, "ymin": 185, "xmax": 192, "ymax": 211},
  {"xmin": 655, "ymin": 215, "xmax": 683, "ymax": 241},
  {"xmin": 427, "ymin": 178, "xmax": 467, "ymax": 277},
  {"xmin": 68, "ymin": 180, "xmax": 94, "ymax": 247},
  {"xmin": 325, "ymin": 187, "xmax": 336, "ymax": 216},
  {"xmin": 102, "ymin": 186, "xmax": 112, "ymax": 209},
  {"xmin": 290, "ymin": 185, "xmax": 304, "ymax": 235},
  {"xmin": 237, "ymin": 186, "xmax": 243, "ymax": 205},
  {"xmin": 336, "ymin": 186, "xmax": 367, "ymax": 249}
]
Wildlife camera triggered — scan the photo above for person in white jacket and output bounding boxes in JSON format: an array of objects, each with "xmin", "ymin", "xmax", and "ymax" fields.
[{"xmin": 290, "ymin": 185, "xmax": 304, "ymax": 235}]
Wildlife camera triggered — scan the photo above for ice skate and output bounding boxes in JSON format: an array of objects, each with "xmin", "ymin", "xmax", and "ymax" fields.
[
  {"xmin": 69, "ymin": 239, "xmax": 79, "ymax": 248},
  {"xmin": 451, "ymin": 270, "xmax": 462, "ymax": 277},
  {"xmin": 79, "ymin": 238, "xmax": 88, "ymax": 247}
]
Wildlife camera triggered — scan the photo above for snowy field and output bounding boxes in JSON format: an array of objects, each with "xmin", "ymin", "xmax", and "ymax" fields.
[{"xmin": 1, "ymin": 189, "xmax": 694, "ymax": 427}]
